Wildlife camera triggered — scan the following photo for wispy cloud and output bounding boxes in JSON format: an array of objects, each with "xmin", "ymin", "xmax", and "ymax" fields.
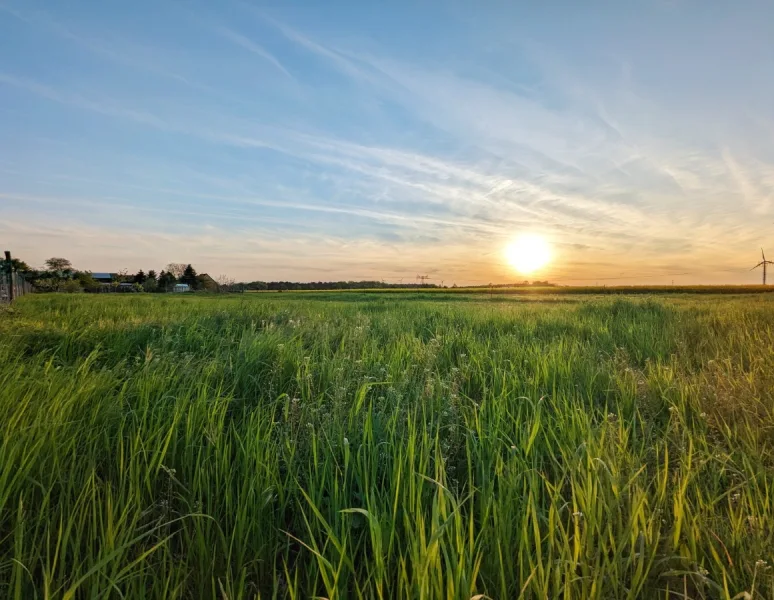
[
  {"xmin": 216, "ymin": 26, "xmax": 294, "ymax": 79},
  {"xmin": 0, "ymin": 73, "xmax": 170, "ymax": 128}
]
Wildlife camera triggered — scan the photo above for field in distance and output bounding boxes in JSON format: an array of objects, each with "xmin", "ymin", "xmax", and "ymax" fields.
[
  {"xmin": 1, "ymin": 292, "xmax": 773, "ymax": 599},
  {"xmin": 247, "ymin": 284, "xmax": 774, "ymax": 295}
]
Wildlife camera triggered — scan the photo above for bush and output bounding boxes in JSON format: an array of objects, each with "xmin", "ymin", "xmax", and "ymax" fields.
[
  {"xmin": 62, "ymin": 279, "xmax": 83, "ymax": 294},
  {"xmin": 76, "ymin": 272, "xmax": 101, "ymax": 292}
]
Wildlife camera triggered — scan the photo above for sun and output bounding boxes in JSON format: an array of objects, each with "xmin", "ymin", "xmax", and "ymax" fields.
[{"xmin": 505, "ymin": 234, "xmax": 552, "ymax": 274}]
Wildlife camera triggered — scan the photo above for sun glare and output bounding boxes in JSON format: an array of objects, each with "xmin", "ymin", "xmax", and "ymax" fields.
[{"xmin": 505, "ymin": 234, "xmax": 552, "ymax": 274}]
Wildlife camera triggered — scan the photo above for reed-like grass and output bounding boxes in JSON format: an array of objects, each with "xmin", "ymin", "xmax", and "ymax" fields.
[{"xmin": 1, "ymin": 293, "xmax": 772, "ymax": 599}]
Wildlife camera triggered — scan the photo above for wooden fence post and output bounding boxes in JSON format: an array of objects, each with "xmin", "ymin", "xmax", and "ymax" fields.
[{"xmin": 4, "ymin": 251, "xmax": 12, "ymax": 303}]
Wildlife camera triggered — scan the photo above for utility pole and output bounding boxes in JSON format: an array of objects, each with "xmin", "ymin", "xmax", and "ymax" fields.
[{"xmin": 751, "ymin": 249, "xmax": 774, "ymax": 285}]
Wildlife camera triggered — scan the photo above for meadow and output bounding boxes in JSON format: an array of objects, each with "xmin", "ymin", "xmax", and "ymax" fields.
[{"xmin": 1, "ymin": 292, "xmax": 773, "ymax": 599}]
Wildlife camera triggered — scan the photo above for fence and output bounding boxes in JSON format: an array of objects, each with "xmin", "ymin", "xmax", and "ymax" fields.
[
  {"xmin": 1, "ymin": 251, "xmax": 34, "ymax": 304},
  {"xmin": 1, "ymin": 271, "xmax": 32, "ymax": 304}
]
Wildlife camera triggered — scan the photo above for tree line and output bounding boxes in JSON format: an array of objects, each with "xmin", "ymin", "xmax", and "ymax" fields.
[
  {"xmin": 4, "ymin": 258, "xmax": 213, "ymax": 293},
  {"xmin": 239, "ymin": 280, "xmax": 440, "ymax": 291},
  {"xmin": 4, "ymin": 256, "xmax": 556, "ymax": 294}
]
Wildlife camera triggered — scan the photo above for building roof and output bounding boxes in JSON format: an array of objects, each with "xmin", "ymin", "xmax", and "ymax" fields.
[{"xmin": 92, "ymin": 272, "xmax": 113, "ymax": 279}]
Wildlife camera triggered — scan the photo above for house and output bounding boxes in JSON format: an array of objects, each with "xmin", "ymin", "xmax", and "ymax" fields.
[
  {"xmin": 173, "ymin": 283, "xmax": 190, "ymax": 293},
  {"xmin": 198, "ymin": 273, "xmax": 218, "ymax": 291}
]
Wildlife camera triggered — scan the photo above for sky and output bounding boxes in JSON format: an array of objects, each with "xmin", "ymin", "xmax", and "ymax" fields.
[{"xmin": 2, "ymin": 1, "xmax": 773, "ymax": 285}]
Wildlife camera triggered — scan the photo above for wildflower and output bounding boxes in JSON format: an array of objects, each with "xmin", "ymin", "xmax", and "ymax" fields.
[
  {"xmin": 698, "ymin": 566, "xmax": 709, "ymax": 577},
  {"xmin": 699, "ymin": 412, "xmax": 707, "ymax": 418},
  {"xmin": 607, "ymin": 413, "xmax": 617, "ymax": 423},
  {"xmin": 731, "ymin": 492, "xmax": 741, "ymax": 503},
  {"xmin": 343, "ymin": 437, "xmax": 349, "ymax": 446},
  {"xmin": 510, "ymin": 445, "xmax": 516, "ymax": 451},
  {"xmin": 572, "ymin": 511, "xmax": 584, "ymax": 519},
  {"xmin": 755, "ymin": 559, "xmax": 769, "ymax": 570},
  {"xmin": 306, "ymin": 422, "xmax": 313, "ymax": 428},
  {"xmin": 291, "ymin": 397, "xmax": 299, "ymax": 405},
  {"xmin": 668, "ymin": 406, "xmax": 677, "ymax": 413}
]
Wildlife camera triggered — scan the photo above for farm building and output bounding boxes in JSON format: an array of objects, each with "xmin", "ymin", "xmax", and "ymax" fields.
[
  {"xmin": 198, "ymin": 273, "xmax": 218, "ymax": 291},
  {"xmin": 91, "ymin": 272, "xmax": 115, "ymax": 283},
  {"xmin": 173, "ymin": 283, "xmax": 190, "ymax": 293}
]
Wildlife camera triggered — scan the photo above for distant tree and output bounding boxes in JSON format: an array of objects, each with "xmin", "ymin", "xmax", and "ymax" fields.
[
  {"xmin": 216, "ymin": 274, "xmax": 236, "ymax": 292},
  {"xmin": 157, "ymin": 270, "xmax": 176, "ymax": 291},
  {"xmin": 147, "ymin": 270, "xmax": 158, "ymax": 281},
  {"xmin": 134, "ymin": 270, "xmax": 147, "ymax": 284},
  {"xmin": 166, "ymin": 263, "xmax": 187, "ymax": 279},
  {"xmin": 45, "ymin": 257, "xmax": 72, "ymax": 273},
  {"xmin": 108, "ymin": 269, "xmax": 130, "ymax": 284},
  {"xmin": 1, "ymin": 258, "xmax": 31, "ymax": 274},
  {"xmin": 142, "ymin": 277, "xmax": 158, "ymax": 292},
  {"xmin": 43, "ymin": 257, "xmax": 74, "ymax": 291},
  {"xmin": 131, "ymin": 282, "xmax": 143, "ymax": 293},
  {"xmin": 181, "ymin": 264, "xmax": 198, "ymax": 289}
]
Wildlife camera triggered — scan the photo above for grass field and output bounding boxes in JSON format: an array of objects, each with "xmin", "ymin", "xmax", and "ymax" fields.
[{"xmin": 1, "ymin": 292, "xmax": 773, "ymax": 599}]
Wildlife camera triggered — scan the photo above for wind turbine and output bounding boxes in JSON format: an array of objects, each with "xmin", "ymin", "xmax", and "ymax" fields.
[{"xmin": 751, "ymin": 249, "xmax": 774, "ymax": 285}]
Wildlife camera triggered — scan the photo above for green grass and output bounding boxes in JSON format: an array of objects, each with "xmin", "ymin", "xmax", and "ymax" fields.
[{"xmin": 1, "ymin": 292, "xmax": 773, "ymax": 599}]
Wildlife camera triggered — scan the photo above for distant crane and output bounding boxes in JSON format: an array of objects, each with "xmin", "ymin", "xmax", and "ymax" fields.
[{"xmin": 751, "ymin": 249, "xmax": 774, "ymax": 284}]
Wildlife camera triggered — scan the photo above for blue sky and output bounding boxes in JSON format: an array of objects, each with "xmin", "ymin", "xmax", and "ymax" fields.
[{"xmin": 2, "ymin": 0, "xmax": 773, "ymax": 284}]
